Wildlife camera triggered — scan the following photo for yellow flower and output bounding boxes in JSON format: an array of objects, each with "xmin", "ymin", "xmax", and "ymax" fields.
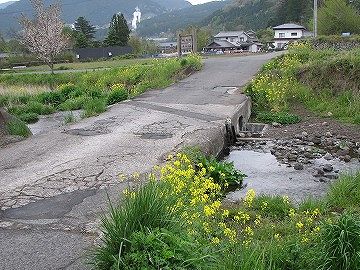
[
  {"xmin": 289, "ymin": 208, "xmax": 296, "ymax": 218},
  {"xmin": 244, "ymin": 189, "xmax": 256, "ymax": 208},
  {"xmin": 211, "ymin": 237, "xmax": 220, "ymax": 245},
  {"xmin": 301, "ymin": 237, "xmax": 309, "ymax": 244},
  {"xmin": 274, "ymin": 233, "xmax": 281, "ymax": 240},
  {"xmin": 296, "ymin": 222, "xmax": 304, "ymax": 230},
  {"xmin": 244, "ymin": 226, "xmax": 254, "ymax": 236},
  {"xmin": 222, "ymin": 209, "xmax": 230, "ymax": 218}
]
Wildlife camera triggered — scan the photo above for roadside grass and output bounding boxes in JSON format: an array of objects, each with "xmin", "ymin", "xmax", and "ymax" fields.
[
  {"xmin": 1, "ymin": 58, "xmax": 151, "ymax": 73},
  {"xmin": 0, "ymin": 55, "xmax": 202, "ymax": 123},
  {"xmin": 92, "ymin": 150, "xmax": 360, "ymax": 270},
  {"xmin": 246, "ymin": 43, "xmax": 360, "ymax": 125},
  {"xmin": 5, "ymin": 118, "xmax": 31, "ymax": 137}
]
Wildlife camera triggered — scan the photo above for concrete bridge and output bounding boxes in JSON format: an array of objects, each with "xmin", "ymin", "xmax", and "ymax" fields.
[{"xmin": 0, "ymin": 52, "xmax": 281, "ymax": 270}]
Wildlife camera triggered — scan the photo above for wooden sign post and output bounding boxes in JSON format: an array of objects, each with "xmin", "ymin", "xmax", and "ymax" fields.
[{"xmin": 177, "ymin": 29, "xmax": 197, "ymax": 57}]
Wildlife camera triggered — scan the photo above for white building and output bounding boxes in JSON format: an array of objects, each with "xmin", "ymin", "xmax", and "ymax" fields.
[
  {"xmin": 132, "ymin": 6, "xmax": 142, "ymax": 30},
  {"xmin": 206, "ymin": 31, "xmax": 263, "ymax": 53},
  {"xmin": 273, "ymin": 23, "xmax": 312, "ymax": 49}
]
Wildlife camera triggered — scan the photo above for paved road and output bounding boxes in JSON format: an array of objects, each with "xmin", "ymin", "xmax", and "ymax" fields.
[{"xmin": 0, "ymin": 53, "xmax": 280, "ymax": 270}]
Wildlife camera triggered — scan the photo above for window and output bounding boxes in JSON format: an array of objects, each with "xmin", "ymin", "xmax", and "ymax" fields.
[
  {"xmin": 291, "ymin": 32, "xmax": 297, "ymax": 37},
  {"xmin": 279, "ymin": 33, "xmax": 285, "ymax": 38},
  {"xmin": 240, "ymin": 37, "xmax": 245, "ymax": 42}
]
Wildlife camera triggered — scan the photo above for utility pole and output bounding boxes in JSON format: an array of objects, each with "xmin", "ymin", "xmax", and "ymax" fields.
[{"xmin": 314, "ymin": 0, "xmax": 318, "ymax": 38}]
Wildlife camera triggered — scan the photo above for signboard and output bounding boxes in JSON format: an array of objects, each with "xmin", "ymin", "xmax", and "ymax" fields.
[{"xmin": 177, "ymin": 30, "xmax": 197, "ymax": 57}]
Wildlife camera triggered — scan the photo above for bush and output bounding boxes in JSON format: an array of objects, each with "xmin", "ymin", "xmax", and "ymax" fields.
[
  {"xmin": 36, "ymin": 91, "xmax": 63, "ymax": 106},
  {"xmin": 122, "ymin": 228, "xmax": 204, "ymax": 270},
  {"xmin": 82, "ymin": 98, "xmax": 107, "ymax": 117},
  {"xmin": 107, "ymin": 87, "xmax": 128, "ymax": 105},
  {"xmin": 92, "ymin": 181, "xmax": 182, "ymax": 270},
  {"xmin": 320, "ymin": 212, "xmax": 360, "ymax": 270},
  {"xmin": 183, "ymin": 148, "xmax": 246, "ymax": 193},
  {"xmin": 256, "ymin": 111, "xmax": 301, "ymax": 125},
  {"xmin": 58, "ymin": 83, "xmax": 83, "ymax": 99},
  {"xmin": 9, "ymin": 101, "xmax": 55, "ymax": 117},
  {"xmin": 58, "ymin": 96, "xmax": 88, "ymax": 111},
  {"xmin": 6, "ymin": 118, "xmax": 31, "ymax": 137},
  {"xmin": 18, "ymin": 112, "xmax": 39, "ymax": 124}
]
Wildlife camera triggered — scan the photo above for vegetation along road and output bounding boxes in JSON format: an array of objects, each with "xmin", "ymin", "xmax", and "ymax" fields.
[{"xmin": 0, "ymin": 52, "xmax": 281, "ymax": 269}]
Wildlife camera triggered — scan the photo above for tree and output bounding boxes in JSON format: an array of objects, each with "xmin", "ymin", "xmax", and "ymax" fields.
[
  {"xmin": 19, "ymin": 0, "xmax": 69, "ymax": 73},
  {"xmin": 0, "ymin": 33, "xmax": 6, "ymax": 52},
  {"xmin": 104, "ymin": 13, "xmax": 130, "ymax": 47},
  {"xmin": 74, "ymin": 32, "xmax": 90, "ymax": 48},
  {"xmin": 73, "ymin": 16, "xmax": 96, "ymax": 47},
  {"xmin": 318, "ymin": 0, "xmax": 360, "ymax": 35}
]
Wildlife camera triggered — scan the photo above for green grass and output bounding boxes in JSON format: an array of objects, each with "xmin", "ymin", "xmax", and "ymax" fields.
[
  {"xmin": 0, "ymin": 55, "xmax": 203, "ymax": 124},
  {"xmin": 320, "ymin": 212, "xmax": 360, "ymax": 270},
  {"xmin": 256, "ymin": 111, "xmax": 301, "ymax": 125},
  {"xmin": 92, "ymin": 149, "xmax": 360, "ymax": 270},
  {"xmin": 92, "ymin": 181, "xmax": 184, "ymax": 270},
  {"xmin": 82, "ymin": 98, "xmax": 107, "ymax": 117},
  {"xmin": 5, "ymin": 118, "xmax": 31, "ymax": 137},
  {"xmin": 1, "ymin": 58, "xmax": 151, "ymax": 73},
  {"xmin": 326, "ymin": 172, "xmax": 360, "ymax": 210},
  {"xmin": 247, "ymin": 44, "xmax": 360, "ymax": 125}
]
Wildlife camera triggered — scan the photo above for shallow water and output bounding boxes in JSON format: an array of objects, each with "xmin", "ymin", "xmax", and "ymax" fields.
[{"xmin": 226, "ymin": 149, "xmax": 360, "ymax": 203}]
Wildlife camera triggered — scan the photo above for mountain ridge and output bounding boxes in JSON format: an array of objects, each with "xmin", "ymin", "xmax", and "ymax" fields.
[{"xmin": 0, "ymin": 0, "xmax": 190, "ymax": 37}]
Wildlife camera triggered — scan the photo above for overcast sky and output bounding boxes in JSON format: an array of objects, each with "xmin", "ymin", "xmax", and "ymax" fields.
[{"xmin": 0, "ymin": 0, "xmax": 217, "ymax": 4}]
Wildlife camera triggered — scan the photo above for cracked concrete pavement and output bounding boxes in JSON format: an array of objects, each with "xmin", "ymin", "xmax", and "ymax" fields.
[{"xmin": 0, "ymin": 53, "xmax": 281, "ymax": 270}]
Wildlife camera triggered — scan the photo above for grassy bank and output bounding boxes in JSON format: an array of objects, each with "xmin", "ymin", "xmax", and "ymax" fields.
[
  {"xmin": 245, "ymin": 43, "xmax": 360, "ymax": 125},
  {"xmin": 92, "ymin": 151, "xmax": 360, "ymax": 270},
  {"xmin": 0, "ymin": 55, "xmax": 202, "ymax": 123}
]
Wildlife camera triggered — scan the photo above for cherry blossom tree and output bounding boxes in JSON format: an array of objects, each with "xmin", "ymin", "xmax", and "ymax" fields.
[{"xmin": 19, "ymin": 0, "xmax": 69, "ymax": 73}]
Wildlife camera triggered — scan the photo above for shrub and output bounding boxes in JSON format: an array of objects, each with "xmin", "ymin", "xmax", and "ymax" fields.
[
  {"xmin": 9, "ymin": 101, "xmax": 55, "ymax": 117},
  {"xmin": 107, "ymin": 85, "xmax": 128, "ymax": 105},
  {"xmin": 36, "ymin": 91, "xmax": 63, "ymax": 106},
  {"xmin": 256, "ymin": 111, "xmax": 301, "ymax": 125},
  {"xmin": 82, "ymin": 98, "xmax": 107, "ymax": 117},
  {"xmin": 58, "ymin": 96, "xmax": 88, "ymax": 111},
  {"xmin": 320, "ymin": 212, "xmax": 360, "ymax": 270},
  {"xmin": 18, "ymin": 112, "xmax": 39, "ymax": 124},
  {"xmin": 183, "ymin": 148, "xmax": 246, "ymax": 192},
  {"xmin": 5, "ymin": 118, "xmax": 31, "ymax": 137},
  {"xmin": 58, "ymin": 83, "xmax": 83, "ymax": 99},
  {"xmin": 92, "ymin": 181, "xmax": 181, "ymax": 270},
  {"xmin": 122, "ymin": 228, "xmax": 205, "ymax": 270}
]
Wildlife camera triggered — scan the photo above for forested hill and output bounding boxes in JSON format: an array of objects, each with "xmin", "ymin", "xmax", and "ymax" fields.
[
  {"xmin": 138, "ymin": 1, "xmax": 228, "ymax": 36},
  {"xmin": 0, "ymin": 0, "xmax": 190, "ymax": 37}
]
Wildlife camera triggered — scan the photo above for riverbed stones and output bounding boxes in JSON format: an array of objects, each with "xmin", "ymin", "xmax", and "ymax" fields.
[
  {"xmin": 323, "ymin": 164, "xmax": 334, "ymax": 173},
  {"xmin": 294, "ymin": 163, "xmax": 304, "ymax": 170},
  {"xmin": 323, "ymin": 153, "xmax": 333, "ymax": 160}
]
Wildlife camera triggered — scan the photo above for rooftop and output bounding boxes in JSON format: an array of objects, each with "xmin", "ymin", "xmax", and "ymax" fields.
[
  {"xmin": 214, "ymin": 31, "xmax": 246, "ymax": 38},
  {"xmin": 273, "ymin": 23, "xmax": 306, "ymax": 30}
]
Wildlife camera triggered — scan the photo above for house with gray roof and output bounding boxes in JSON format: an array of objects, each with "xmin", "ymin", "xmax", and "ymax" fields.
[
  {"xmin": 205, "ymin": 31, "xmax": 263, "ymax": 53},
  {"xmin": 273, "ymin": 23, "xmax": 313, "ymax": 49}
]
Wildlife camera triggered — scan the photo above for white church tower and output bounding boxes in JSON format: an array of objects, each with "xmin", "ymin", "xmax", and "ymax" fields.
[{"xmin": 132, "ymin": 6, "xmax": 141, "ymax": 30}]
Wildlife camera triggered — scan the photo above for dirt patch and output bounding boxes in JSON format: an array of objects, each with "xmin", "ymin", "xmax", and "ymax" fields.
[{"xmin": 265, "ymin": 104, "xmax": 360, "ymax": 142}]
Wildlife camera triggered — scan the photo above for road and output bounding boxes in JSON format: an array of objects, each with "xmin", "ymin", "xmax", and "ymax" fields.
[{"xmin": 0, "ymin": 52, "xmax": 280, "ymax": 270}]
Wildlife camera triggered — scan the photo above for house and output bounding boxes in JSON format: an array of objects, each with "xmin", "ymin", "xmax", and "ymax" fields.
[
  {"xmin": 157, "ymin": 41, "xmax": 177, "ymax": 53},
  {"xmin": 205, "ymin": 31, "xmax": 263, "ymax": 53},
  {"xmin": 273, "ymin": 23, "xmax": 313, "ymax": 49}
]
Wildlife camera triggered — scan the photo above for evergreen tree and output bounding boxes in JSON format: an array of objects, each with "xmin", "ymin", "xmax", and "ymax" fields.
[
  {"xmin": 104, "ymin": 13, "xmax": 130, "ymax": 47},
  {"xmin": 318, "ymin": 0, "xmax": 360, "ymax": 35},
  {"xmin": 74, "ymin": 32, "xmax": 90, "ymax": 48},
  {"xmin": 74, "ymin": 16, "xmax": 96, "ymax": 40}
]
